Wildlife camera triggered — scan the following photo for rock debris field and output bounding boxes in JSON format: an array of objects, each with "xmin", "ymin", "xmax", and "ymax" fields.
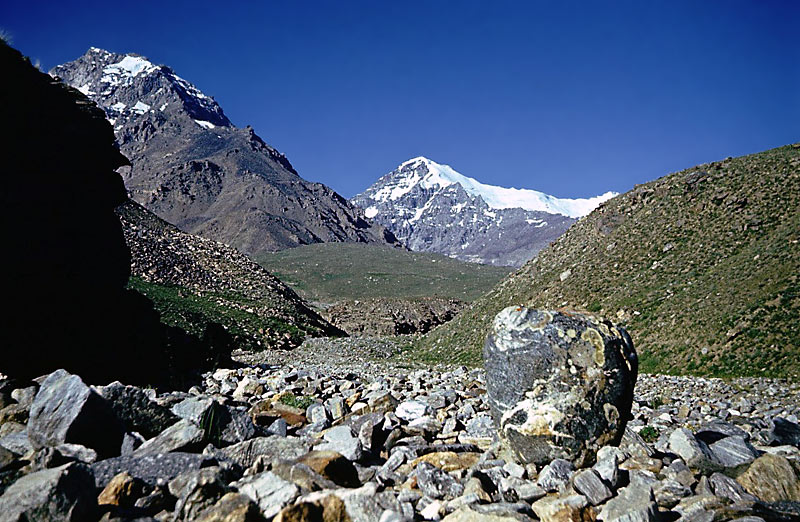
[{"xmin": 0, "ymin": 345, "xmax": 799, "ymax": 521}]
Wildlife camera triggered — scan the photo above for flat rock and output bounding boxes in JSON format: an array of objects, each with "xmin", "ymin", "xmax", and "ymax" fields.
[
  {"xmin": 709, "ymin": 436, "xmax": 758, "ymax": 468},
  {"xmin": 483, "ymin": 307, "xmax": 637, "ymax": 467},
  {"xmin": 133, "ymin": 418, "xmax": 204, "ymax": 456},
  {"xmin": 92, "ymin": 452, "xmax": 213, "ymax": 488},
  {"xmin": 573, "ymin": 468, "xmax": 612, "ymax": 505},
  {"xmin": 220, "ymin": 436, "xmax": 310, "ymax": 469},
  {"xmin": 234, "ymin": 471, "xmax": 299, "ymax": 519}
]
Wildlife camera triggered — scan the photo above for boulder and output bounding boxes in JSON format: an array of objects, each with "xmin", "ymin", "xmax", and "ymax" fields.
[
  {"xmin": 483, "ymin": 307, "xmax": 636, "ymax": 467},
  {"xmin": 27, "ymin": 369, "xmax": 124, "ymax": 459},
  {"xmin": 735, "ymin": 453, "xmax": 800, "ymax": 502},
  {"xmin": 0, "ymin": 462, "xmax": 96, "ymax": 521},
  {"xmin": 98, "ymin": 381, "xmax": 179, "ymax": 438}
]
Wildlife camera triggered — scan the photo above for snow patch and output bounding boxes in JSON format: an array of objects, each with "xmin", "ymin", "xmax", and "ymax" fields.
[
  {"xmin": 103, "ymin": 56, "xmax": 157, "ymax": 79},
  {"xmin": 194, "ymin": 120, "xmax": 216, "ymax": 129},
  {"xmin": 159, "ymin": 102, "xmax": 168, "ymax": 111},
  {"xmin": 364, "ymin": 207, "xmax": 379, "ymax": 219},
  {"xmin": 77, "ymin": 84, "xmax": 94, "ymax": 96},
  {"xmin": 111, "ymin": 102, "xmax": 126, "ymax": 111},
  {"xmin": 132, "ymin": 101, "xmax": 151, "ymax": 114}
]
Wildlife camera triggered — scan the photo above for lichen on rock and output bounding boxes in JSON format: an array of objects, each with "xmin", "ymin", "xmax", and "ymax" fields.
[{"xmin": 483, "ymin": 306, "xmax": 637, "ymax": 467}]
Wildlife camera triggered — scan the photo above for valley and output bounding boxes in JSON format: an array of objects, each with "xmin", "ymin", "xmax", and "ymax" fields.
[{"xmin": 1, "ymin": 19, "xmax": 799, "ymax": 522}]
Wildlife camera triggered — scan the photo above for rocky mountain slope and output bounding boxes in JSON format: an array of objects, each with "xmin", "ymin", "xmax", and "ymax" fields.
[
  {"xmin": 117, "ymin": 201, "xmax": 341, "ymax": 350},
  {"xmin": 352, "ymin": 157, "xmax": 615, "ymax": 266},
  {"xmin": 51, "ymin": 48, "xmax": 397, "ymax": 257},
  {"xmin": 417, "ymin": 144, "xmax": 800, "ymax": 378}
]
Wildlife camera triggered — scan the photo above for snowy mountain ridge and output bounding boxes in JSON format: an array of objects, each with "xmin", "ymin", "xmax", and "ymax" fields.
[
  {"xmin": 369, "ymin": 156, "xmax": 616, "ymax": 219},
  {"xmin": 353, "ymin": 157, "xmax": 610, "ymax": 266}
]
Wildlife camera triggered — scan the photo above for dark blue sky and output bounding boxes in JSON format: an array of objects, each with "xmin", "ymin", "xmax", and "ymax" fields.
[{"xmin": 3, "ymin": 1, "xmax": 798, "ymax": 198}]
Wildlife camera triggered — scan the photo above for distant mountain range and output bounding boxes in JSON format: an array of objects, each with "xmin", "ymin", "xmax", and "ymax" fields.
[
  {"xmin": 51, "ymin": 48, "xmax": 398, "ymax": 257},
  {"xmin": 352, "ymin": 157, "xmax": 615, "ymax": 266}
]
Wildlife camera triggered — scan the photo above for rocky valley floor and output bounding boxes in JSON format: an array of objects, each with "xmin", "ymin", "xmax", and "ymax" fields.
[{"xmin": 0, "ymin": 346, "xmax": 799, "ymax": 522}]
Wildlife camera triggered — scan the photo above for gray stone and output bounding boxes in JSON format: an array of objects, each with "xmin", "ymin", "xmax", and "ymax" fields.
[
  {"xmin": 234, "ymin": 471, "xmax": 299, "ymax": 519},
  {"xmin": 27, "ymin": 369, "xmax": 123, "ymax": 459},
  {"xmin": 325, "ymin": 397, "xmax": 346, "ymax": 422},
  {"xmin": 169, "ymin": 467, "xmax": 231, "ymax": 520},
  {"xmin": 98, "ymin": 381, "xmax": 179, "ymax": 439},
  {"xmin": 695, "ymin": 420, "xmax": 749, "ymax": 444},
  {"xmin": 219, "ymin": 407, "xmax": 257, "ymax": 446},
  {"xmin": 396, "ymin": 400, "xmax": 428, "ymax": 422},
  {"xmin": 465, "ymin": 414, "xmax": 495, "ymax": 438},
  {"xmin": 599, "ymin": 483, "xmax": 658, "ymax": 522},
  {"xmin": 267, "ymin": 418, "xmax": 288, "ymax": 437},
  {"xmin": 709, "ymin": 472, "xmax": 757, "ymax": 503},
  {"xmin": 416, "ymin": 461, "xmax": 464, "ymax": 499},
  {"xmin": 220, "ymin": 436, "xmax": 310, "ymax": 469},
  {"xmin": 653, "ymin": 478, "xmax": 691, "ymax": 508},
  {"xmin": 483, "ymin": 307, "xmax": 637, "ymax": 467},
  {"xmin": 536, "ymin": 458, "xmax": 574, "ymax": 493},
  {"xmin": 668, "ymin": 428, "xmax": 723, "ymax": 472},
  {"xmin": 171, "ymin": 396, "xmax": 215, "ymax": 425},
  {"xmin": 92, "ymin": 452, "xmax": 212, "ymax": 488},
  {"xmin": 133, "ymin": 419, "xmax": 204, "ymax": 456},
  {"xmin": 768, "ymin": 417, "xmax": 800, "ymax": 447},
  {"xmin": 0, "ymin": 430, "xmax": 33, "ymax": 455},
  {"xmin": 0, "ymin": 444, "xmax": 15, "ymax": 471},
  {"xmin": 593, "ymin": 453, "xmax": 620, "ymax": 488},
  {"xmin": 318, "ymin": 425, "xmax": 363, "ymax": 461},
  {"xmin": 573, "ymin": 468, "xmax": 612, "ymax": 505},
  {"xmin": 10, "ymin": 386, "xmax": 37, "ymax": 409},
  {"xmin": 0, "ymin": 462, "xmax": 96, "ymax": 521},
  {"xmin": 709, "ymin": 436, "xmax": 758, "ymax": 468}
]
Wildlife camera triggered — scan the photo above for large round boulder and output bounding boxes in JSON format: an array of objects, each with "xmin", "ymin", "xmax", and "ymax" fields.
[{"xmin": 483, "ymin": 306, "xmax": 637, "ymax": 467}]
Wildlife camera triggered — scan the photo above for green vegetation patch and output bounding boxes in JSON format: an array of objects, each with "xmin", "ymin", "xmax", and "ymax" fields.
[
  {"xmin": 257, "ymin": 243, "xmax": 512, "ymax": 303},
  {"xmin": 128, "ymin": 277, "xmax": 332, "ymax": 350}
]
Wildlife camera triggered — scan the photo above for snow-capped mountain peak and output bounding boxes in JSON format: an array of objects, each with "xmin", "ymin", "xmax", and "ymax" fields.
[
  {"xmin": 352, "ymin": 157, "xmax": 617, "ymax": 266},
  {"xmin": 378, "ymin": 156, "xmax": 615, "ymax": 219},
  {"xmin": 51, "ymin": 48, "xmax": 230, "ymax": 129}
]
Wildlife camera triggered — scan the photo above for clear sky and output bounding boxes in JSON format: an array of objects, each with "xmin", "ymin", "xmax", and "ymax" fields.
[{"xmin": 2, "ymin": 1, "xmax": 798, "ymax": 198}]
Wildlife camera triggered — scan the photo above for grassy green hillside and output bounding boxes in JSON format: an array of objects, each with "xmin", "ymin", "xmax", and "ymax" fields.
[
  {"xmin": 256, "ymin": 243, "xmax": 512, "ymax": 302},
  {"xmin": 415, "ymin": 144, "xmax": 800, "ymax": 379}
]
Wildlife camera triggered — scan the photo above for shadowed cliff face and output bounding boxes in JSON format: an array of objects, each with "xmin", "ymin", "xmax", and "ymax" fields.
[{"xmin": 0, "ymin": 42, "xmax": 231, "ymax": 385}]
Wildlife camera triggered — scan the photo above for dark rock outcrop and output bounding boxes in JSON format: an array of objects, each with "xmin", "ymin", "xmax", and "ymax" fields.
[
  {"xmin": 0, "ymin": 42, "xmax": 233, "ymax": 386},
  {"xmin": 483, "ymin": 307, "xmax": 637, "ymax": 467}
]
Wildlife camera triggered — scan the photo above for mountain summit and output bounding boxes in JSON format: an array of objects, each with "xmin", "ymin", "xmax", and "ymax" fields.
[
  {"xmin": 51, "ymin": 48, "xmax": 397, "ymax": 256},
  {"xmin": 352, "ymin": 157, "xmax": 615, "ymax": 266}
]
